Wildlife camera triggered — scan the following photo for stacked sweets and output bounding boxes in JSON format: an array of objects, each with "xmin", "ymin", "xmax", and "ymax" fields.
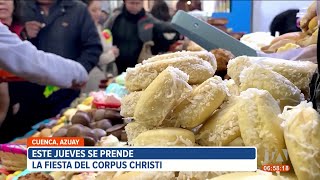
[{"xmin": 114, "ymin": 49, "xmax": 320, "ymax": 180}]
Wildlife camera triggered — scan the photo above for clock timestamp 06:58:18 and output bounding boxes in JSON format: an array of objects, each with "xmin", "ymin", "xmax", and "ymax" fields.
[{"xmin": 261, "ymin": 165, "xmax": 291, "ymax": 172}]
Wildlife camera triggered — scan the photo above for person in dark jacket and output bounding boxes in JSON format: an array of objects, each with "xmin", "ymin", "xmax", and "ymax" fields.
[
  {"xmin": 270, "ymin": 9, "xmax": 301, "ymax": 36},
  {"xmin": 5, "ymin": 0, "xmax": 102, "ymax": 141},
  {"xmin": 105, "ymin": 0, "xmax": 179, "ymax": 73},
  {"xmin": 150, "ymin": 1, "xmax": 171, "ymax": 22}
]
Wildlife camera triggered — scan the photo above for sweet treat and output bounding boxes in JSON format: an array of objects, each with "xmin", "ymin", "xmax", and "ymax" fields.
[
  {"xmin": 186, "ymin": 41, "xmax": 204, "ymax": 51},
  {"xmin": 279, "ymin": 101, "xmax": 320, "ymax": 180},
  {"xmin": 76, "ymin": 104, "xmax": 91, "ymax": 112},
  {"xmin": 103, "ymin": 109, "xmax": 123, "ymax": 123},
  {"xmin": 32, "ymin": 131, "xmax": 41, "ymax": 137},
  {"xmin": 0, "ymin": 144, "xmax": 27, "ymax": 171},
  {"xmin": 271, "ymin": 32, "xmax": 305, "ymax": 45},
  {"xmin": 102, "ymin": 29, "xmax": 113, "ymax": 44},
  {"xmin": 142, "ymin": 50, "xmax": 217, "ymax": 69},
  {"xmin": 93, "ymin": 109, "xmax": 106, "ymax": 121},
  {"xmin": 49, "ymin": 172, "xmax": 68, "ymax": 180},
  {"xmin": 63, "ymin": 108, "xmax": 77, "ymax": 120},
  {"xmin": 177, "ymin": 172, "xmax": 216, "ymax": 180},
  {"xmin": 134, "ymin": 67, "xmax": 192, "ymax": 127},
  {"xmin": 105, "ymin": 83, "xmax": 129, "ymax": 99},
  {"xmin": 0, "ymin": 174, "xmax": 6, "ymax": 180},
  {"xmin": 133, "ymin": 128, "xmax": 195, "ymax": 146},
  {"xmin": 112, "ymin": 171, "xmax": 175, "ymax": 180},
  {"xmin": 40, "ymin": 128, "xmax": 52, "ymax": 137},
  {"xmin": 120, "ymin": 130, "xmax": 127, "ymax": 142},
  {"xmin": 196, "ymin": 98, "xmax": 240, "ymax": 146},
  {"xmin": 71, "ymin": 111, "xmax": 91, "ymax": 127},
  {"xmin": 52, "ymin": 128, "xmax": 68, "ymax": 137},
  {"xmin": 90, "ymin": 119, "xmax": 112, "ymax": 130},
  {"xmin": 276, "ymin": 43, "xmax": 300, "ymax": 53},
  {"xmin": 261, "ymin": 32, "xmax": 305, "ymax": 53},
  {"xmin": 51, "ymin": 123, "xmax": 65, "ymax": 133},
  {"xmin": 237, "ymin": 88, "xmax": 285, "ymax": 167},
  {"xmin": 70, "ymin": 172, "xmax": 97, "ymax": 180},
  {"xmin": 300, "ymin": 1, "xmax": 317, "ymax": 32},
  {"xmin": 125, "ymin": 122, "xmax": 150, "ymax": 145},
  {"xmin": 210, "ymin": 49, "xmax": 235, "ymax": 72},
  {"xmin": 297, "ymin": 28, "xmax": 318, "ymax": 47},
  {"xmin": 83, "ymin": 137, "xmax": 96, "ymax": 146},
  {"xmin": 263, "ymin": 39, "xmax": 297, "ymax": 53},
  {"xmin": 120, "ymin": 91, "xmax": 143, "ymax": 118},
  {"xmin": 307, "ymin": 16, "xmax": 318, "ymax": 34},
  {"xmin": 227, "ymin": 137, "xmax": 245, "ymax": 146},
  {"xmin": 169, "ymin": 76, "xmax": 227, "ymax": 129},
  {"xmin": 106, "ymin": 124, "xmax": 126, "ymax": 139},
  {"xmin": 224, "ymin": 79, "xmax": 240, "ymax": 96},
  {"xmin": 227, "ymin": 56, "xmax": 254, "ymax": 85},
  {"xmin": 95, "ymin": 172, "xmax": 117, "ymax": 180},
  {"xmin": 227, "ymin": 56, "xmax": 317, "ymax": 92},
  {"xmin": 177, "ymin": 172, "xmax": 233, "ymax": 180},
  {"xmin": 64, "ymin": 124, "xmax": 98, "ymax": 146},
  {"xmin": 96, "ymin": 135, "xmax": 126, "ymax": 147},
  {"xmin": 239, "ymin": 64, "xmax": 302, "ymax": 109},
  {"xmin": 210, "ymin": 171, "xmax": 297, "ymax": 180},
  {"xmin": 125, "ymin": 56, "xmax": 214, "ymax": 91},
  {"xmin": 17, "ymin": 172, "xmax": 53, "ymax": 180},
  {"xmin": 240, "ymin": 32, "xmax": 275, "ymax": 51},
  {"xmin": 93, "ymin": 128, "xmax": 107, "ymax": 139}
]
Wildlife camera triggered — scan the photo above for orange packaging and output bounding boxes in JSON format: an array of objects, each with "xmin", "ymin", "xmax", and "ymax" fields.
[{"xmin": 27, "ymin": 137, "xmax": 84, "ymax": 147}]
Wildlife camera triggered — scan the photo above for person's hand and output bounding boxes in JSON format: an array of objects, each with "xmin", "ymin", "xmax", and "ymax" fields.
[
  {"xmin": 111, "ymin": 46, "xmax": 119, "ymax": 57},
  {"xmin": 71, "ymin": 81, "xmax": 86, "ymax": 90},
  {"xmin": 25, "ymin": 21, "xmax": 44, "ymax": 39}
]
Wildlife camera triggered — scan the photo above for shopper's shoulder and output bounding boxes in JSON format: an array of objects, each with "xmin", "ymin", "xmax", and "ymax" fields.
[{"xmin": 62, "ymin": 0, "xmax": 86, "ymax": 11}]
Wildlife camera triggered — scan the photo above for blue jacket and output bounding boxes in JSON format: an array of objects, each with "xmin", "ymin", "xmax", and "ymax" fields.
[{"xmin": 22, "ymin": 0, "xmax": 102, "ymax": 72}]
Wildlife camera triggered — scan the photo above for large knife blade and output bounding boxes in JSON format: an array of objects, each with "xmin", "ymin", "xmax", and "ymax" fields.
[{"xmin": 171, "ymin": 10, "xmax": 258, "ymax": 57}]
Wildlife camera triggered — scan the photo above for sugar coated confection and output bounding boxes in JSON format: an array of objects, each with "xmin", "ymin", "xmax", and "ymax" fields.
[
  {"xmin": 279, "ymin": 101, "xmax": 320, "ymax": 180},
  {"xmin": 237, "ymin": 88, "xmax": 285, "ymax": 167},
  {"xmin": 134, "ymin": 67, "xmax": 192, "ymax": 127},
  {"xmin": 112, "ymin": 171, "xmax": 175, "ymax": 180},
  {"xmin": 120, "ymin": 91, "xmax": 142, "ymax": 118},
  {"xmin": 170, "ymin": 76, "xmax": 228, "ymax": 129},
  {"xmin": 125, "ymin": 56, "xmax": 214, "ymax": 91},
  {"xmin": 196, "ymin": 97, "xmax": 240, "ymax": 146},
  {"xmin": 227, "ymin": 56, "xmax": 317, "ymax": 92},
  {"xmin": 132, "ymin": 128, "xmax": 195, "ymax": 146},
  {"xmin": 239, "ymin": 64, "xmax": 302, "ymax": 109}
]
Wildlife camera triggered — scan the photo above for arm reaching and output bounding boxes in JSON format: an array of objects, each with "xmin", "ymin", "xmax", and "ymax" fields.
[{"xmin": 0, "ymin": 22, "xmax": 88, "ymax": 88}]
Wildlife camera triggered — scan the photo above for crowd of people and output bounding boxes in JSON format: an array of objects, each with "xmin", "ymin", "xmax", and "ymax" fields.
[{"xmin": 0, "ymin": 0, "xmax": 189, "ymax": 143}]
